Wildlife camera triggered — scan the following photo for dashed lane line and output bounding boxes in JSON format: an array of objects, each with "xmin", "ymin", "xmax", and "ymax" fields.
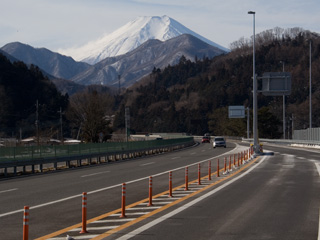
[
  {"xmin": 140, "ymin": 162, "xmax": 155, "ymax": 166},
  {"xmin": 0, "ymin": 188, "xmax": 18, "ymax": 194},
  {"xmin": 81, "ymin": 171, "xmax": 110, "ymax": 178}
]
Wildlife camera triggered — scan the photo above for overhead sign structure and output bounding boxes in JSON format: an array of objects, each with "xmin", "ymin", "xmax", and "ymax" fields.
[
  {"xmin": 260, "ymin": 72, "xmax": 291, "ymax": 96},
  {"xmin": 228, "ymin": 106, "xmax": 245, "ymax": 118}
]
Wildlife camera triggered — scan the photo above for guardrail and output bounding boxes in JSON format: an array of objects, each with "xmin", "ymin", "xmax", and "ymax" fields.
[
  {"xmin": 0, "ymin": 137, "xmax": 195, "ymax": 178},
  {"xmin": 242, "ymin": 138, "xmax": 320, "ymax": 147}
]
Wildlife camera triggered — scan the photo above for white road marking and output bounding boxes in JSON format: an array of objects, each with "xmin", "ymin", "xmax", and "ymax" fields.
[
  {"xmin": 69, "ymin": 226, "xmax": 118, "ymax": 231},
  {"xmin": 281, "ymin": 154, "xmax": 295, "ymax": 157},
  {"xmin": 81, "ymin": 171, "xmax": 110, "ymax": 178},
  {"xmin": 318, "ymin": 208, "xmax": 320, "ymax": 240},
  {"xmin": 48, "ymin": 235, "xmax": 99, "ymax": 240},
  {"xmin": 126, "ymin": 206, "xmax": 161, "ymax": 210},
  {"xmin": 140, "ymin": 162, "xmax": 155, "ymax": 166},
  {"xmin": 171, "ymin": 157, "xmax": 181, "ymax": 160},
  {"xmin": 0, "ymin": 188, "xmax": 18, "ymax": 194},
  {"xmin": 310, "ymin": 161, "xmax": 320, "ymax": 240},
  {"xmin": 111, "ymin": 212, "xmax": 150, "ymax": 216},
  {"xmin": 315, "ymin": 163, "xmax": 320, "ymax": 177},
  {"xmin": 95, "ymin": 219, "xmax": 135, "ymax": 223},
  {"xmin": 116, "ymin": 155, "xmax": 268, "ymax": 240},
  {"xmin": 190, "ymin": 152, "xmax": 196, "ymax": 155}
]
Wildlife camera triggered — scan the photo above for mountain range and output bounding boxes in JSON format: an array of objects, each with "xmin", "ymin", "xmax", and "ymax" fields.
[
  {"xmin": 70, "ymin": 34, "xmax": 225, "ymax": 87},
  {"xmin": 59, "ymin": 15, "xmax": 229, "ymax": 65},
  {"xmin": 0, "ymin": 16, "xmax": 228, "ymax": 90}
]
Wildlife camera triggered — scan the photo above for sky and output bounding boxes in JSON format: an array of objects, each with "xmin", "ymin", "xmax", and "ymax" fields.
[{"xmin": 1, "ymin": 0, "xmax": 320, "ymax": 55}]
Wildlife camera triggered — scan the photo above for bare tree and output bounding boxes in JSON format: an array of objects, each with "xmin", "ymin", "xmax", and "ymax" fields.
[{"xmin": 67, "ymin": 89, "xmax": 114, "ymax": 142}]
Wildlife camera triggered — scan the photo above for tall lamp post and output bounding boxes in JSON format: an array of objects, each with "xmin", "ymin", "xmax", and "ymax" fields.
[
  {"xmin": 248, "ymin": 11, "xmax": 259, "ymax": 154},
  {"xmin": 280, "ymin": 61, "xmax": 285, "ymax": 139},
  {"xmin": 308, "ymin": 40, "xmax": 312, "ymax": 129}
]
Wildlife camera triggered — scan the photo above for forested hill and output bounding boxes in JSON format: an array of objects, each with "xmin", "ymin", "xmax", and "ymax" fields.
[
  {"xmin": 0, "ymin": 54, "xmax": 68, "ymax": 137},
  {"xmin": 115, "ymin": 28, "xmax": 320, "ymax": 138}
]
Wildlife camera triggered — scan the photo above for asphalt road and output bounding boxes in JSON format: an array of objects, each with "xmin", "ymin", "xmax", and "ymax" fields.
[
  {"xmin": 1, "ymin": 142, "xmax": 319, "ymax": 240},
  {"xmin": 0, "ymin": 140, "xmax": 235, "ymax": 239},
  {"xmin": 111, "ymin": 143, "xmax": 320, "ymax": 240}
]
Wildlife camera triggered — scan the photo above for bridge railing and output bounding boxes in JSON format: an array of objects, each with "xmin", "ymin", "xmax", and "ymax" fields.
[{"xmin": 0, "ymin": 137, "xmax": 194, "ymax": 163}]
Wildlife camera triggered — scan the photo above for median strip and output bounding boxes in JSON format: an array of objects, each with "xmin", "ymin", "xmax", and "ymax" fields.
[{"xmin": 36, "ymin": 148, "xmax": 258, "ymax": 240}]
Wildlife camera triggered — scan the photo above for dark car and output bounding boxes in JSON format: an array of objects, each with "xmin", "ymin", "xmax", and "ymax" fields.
[
  {"xmin": 201, "ymin": 136, "xmax": 210, "ymax": 143},
  {"xmin": 213, "ymin": 137, "xmax": 226, "ymax": 148}
]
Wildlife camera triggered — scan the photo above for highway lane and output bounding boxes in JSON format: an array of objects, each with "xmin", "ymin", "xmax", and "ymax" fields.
[
  {"xmin": 109, "ymin": 144, "xmax": 320, "ymax": 240},
  {"xmin": 0, "ymin": 141, "xmax": 238, "ymax": 239}
]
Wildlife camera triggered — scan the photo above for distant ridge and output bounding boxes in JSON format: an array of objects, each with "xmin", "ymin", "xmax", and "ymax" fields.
[
  {"xmin": 1, "ymin": 42, "xmax": 90, "ymax": 79},
  {"xmin": 70, "ymin": 34, "xmax": 226, "ymax": 87},
  {"xmin": 59, "ymin": 15, "xmax": 229, "ymax": 64}
]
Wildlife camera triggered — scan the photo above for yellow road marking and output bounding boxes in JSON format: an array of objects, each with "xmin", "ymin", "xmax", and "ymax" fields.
[{"xmin": 36, "ymin": 157, "xmax": 257, "ymax": 240}]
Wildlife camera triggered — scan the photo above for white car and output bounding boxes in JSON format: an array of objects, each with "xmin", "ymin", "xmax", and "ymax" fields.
[{"xmin": 213, "ymin": 137, "xmax": 226, "ymax": 148}]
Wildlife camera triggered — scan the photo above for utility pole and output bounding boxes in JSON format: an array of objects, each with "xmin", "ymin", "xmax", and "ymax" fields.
[
  {"xmin": 309, "ymin": 40, "xmax": 312, "ymax": 129},
  {"xmin": 248, "ymin": 11, "xmax": 259, "ymax": 154},
  {"xmin": 280, "ymin": 61, "xmax": 286, "ymax": 139},
  {"xmin": 35, "ymin": 100, "xmax": 40, "ymax": 146},
  {"xmin": 247, "ymin": 107, "xmax": 250, "ymax": 139},
  {"xmin": 118, "ymin": 75, "xmax": 121, "ymax": 95},
  {"xmin": 58, "ymin": 107, "xmax": 63, "ymax": 144}
]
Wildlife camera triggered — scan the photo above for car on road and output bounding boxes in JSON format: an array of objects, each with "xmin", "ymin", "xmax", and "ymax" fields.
[
  {"xmin": 201, "ymin": 136, "xmax": 210, "ymax": 143},
  {"xmin": 213, "ymin": 136, "xmax": 226, "ymax": 148}
]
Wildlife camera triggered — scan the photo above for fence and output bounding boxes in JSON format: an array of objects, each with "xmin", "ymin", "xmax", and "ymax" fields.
[
  {"xmin": 0, "ymin": 137, "xmax": 193, "ymax": 162},
  {"xmin": 293, "ymin": 127, "xmax": 320, "ymax": 142},
  {"xmin": 0, "ymin": 137, "xmax": 194, "ymax": 177}
]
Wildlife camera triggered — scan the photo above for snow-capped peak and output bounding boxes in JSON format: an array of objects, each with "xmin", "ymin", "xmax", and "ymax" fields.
[{"xmin": 59, "ymin": 15, "xmax": 228, "ymax": 65}]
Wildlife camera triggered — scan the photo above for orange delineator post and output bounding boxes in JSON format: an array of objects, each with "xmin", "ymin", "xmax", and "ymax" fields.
[
  {"xmin": 233, "ymin": 154, "xmax": 236, "ymax": 166},
  {"xmin": 208, "ymin": 161, "xmax": 211, "ymax": 180},
  {"xmin": 148, "ymin": 176, "xmax": 153, "ymax": 206},
  {"xmin": 80, "ymin": 192, "xmax": 88, "ymax": 233},
  {"xmin": 23, "ymin": 206, "xmax": 29, "ymax": 240},
  {"xmin": 241, "ymin": 152, "xmax": 243, "ymax": 165},
  {"xmin": 198, "ymin": 164, "xmax": 201, "ymax": 185},
  {"xmin": 237, "ymin": 153, "xmax": 240, "ymax": 167},
  {"xmin": 169, "ymin": 171, "xmax": 173, "ymax": 197},
  {"xmin": 120, "ymin": 183, "xmax": 126, "ymax": 218},
  {"xmin": 185, "ymin": 167, "xmax": 189, "ymax": 191},
  {"xmin": 217, "ymin": 159, "xmax": 220, "ymax": 177},
  {"xmin": 229, "ymin": 156, "xmax": 232, "ymax": 170},
  {"xmin": 224, "ymin": 157, "xmax": 227, "ymax": 173}
]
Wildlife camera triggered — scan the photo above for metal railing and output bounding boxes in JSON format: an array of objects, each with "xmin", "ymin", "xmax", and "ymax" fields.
[
  {"xmin": 0, "ymin": 137, "xmax": 194, "ymax": 163},
  {"xmin": 293, "ymin": 128, "xmax": 320, "ymax": 142},
  {"xmin": 242, "ymin": 137, "xmax": 320, "ymax": 147}
]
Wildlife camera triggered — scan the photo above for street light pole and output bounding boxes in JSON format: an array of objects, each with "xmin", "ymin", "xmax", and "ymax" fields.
[
  {"xmin": 309, "ymin": 40, "xmax": 312, "ymax": 129},
  {"xmin": 280, "ymin": 61, "xmax": 285, "ymax": 139},
  {"xmin": 248, "ymin": 11, "xmax": 259, "ymax": 154},
  {"xmin": 247, "ymin": 107, "xmax": 250, "ymax": 139}
]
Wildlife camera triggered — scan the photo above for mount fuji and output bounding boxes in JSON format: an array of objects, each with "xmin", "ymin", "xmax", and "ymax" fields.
[{"xmin": 59, "ymin": 15, "xmax": 229, "ymax": 65}]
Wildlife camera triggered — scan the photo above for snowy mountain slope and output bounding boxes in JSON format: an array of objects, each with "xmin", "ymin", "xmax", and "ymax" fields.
[
  {"xmin": 59, "ymin": 15, "xmax": 229, "ymax": 65},
  {"xmin": 71, "ymin": 34, "xmax": 225, "ymax": 88}
]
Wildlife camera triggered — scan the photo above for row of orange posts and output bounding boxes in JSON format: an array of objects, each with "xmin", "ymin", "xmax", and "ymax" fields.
[{"xmin": 23, "ymin": 147, "xmax": 253, "ymax": 239}]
